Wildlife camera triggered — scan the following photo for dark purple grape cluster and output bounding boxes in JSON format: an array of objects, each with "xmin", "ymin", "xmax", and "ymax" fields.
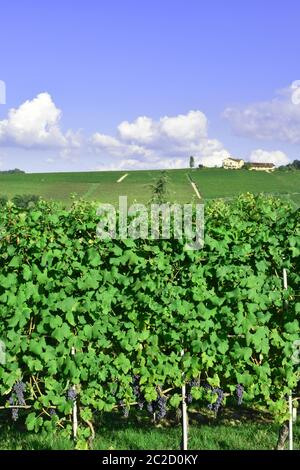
[
  {"xmin": 204, "ymin": 383, "xmax": 212, "ymax": 391},
  {"xmin": 156, "ymin": 395, "xmax": 167, "ymax": 420},
  {"xmin": 8, "ymin": 381, "xmax": 27, "ymax": 422},
  {"xmin": 131, "ymin": 375, "xmax": 145, "ymax": 410},
  {"xmin": 188, "ymin": 377, "xmax": 201, "ymax": 387},
  {"xmin": 187, "ymin": 393, "xmax": 193, "ymax": 404},
  {"xmin": 119, "ymin": 400, "xmax": 130, "ymax": 418},
  {"xmin": 67, "ymin": 388, "xmax": 77, "ymax": 401},
  {"xmin": 13, "ymin": 381, "xmax": 26, "ymax": 406},
  {"xmin": 49, "ymin": 408, "xmax": 56, "ymax": 416},
  {"xmin": 186, "ymin": 378, "xmax": 201, "ymax": 404},
  {"xmin": 8, "ymin": 395, "xmax": 18, "ymax": 421},
  {"xmin": 236, "ymin": 384, "xmax": 244, "ymax": 405},
  {"xmin": 146, "ymin": 402, "xmax": 154, "ymax": 414},
  {"xmin": 12, "ymin": 408, "xmax": 19, "ymax": 422},
  {"xmin": 146, "ymin": 392, "xmax": 168, "ymax": 421},
  {"xmin": 208, "ymin": 387, "xmax": 224, "ymax": 414}
]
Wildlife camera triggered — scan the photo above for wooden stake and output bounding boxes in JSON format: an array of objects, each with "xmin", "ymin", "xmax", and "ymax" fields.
[
  {"xmin": 283, "ymin": 269, "xmax": 293, "ymax": 451},
  {"xmin": 288, "ymin": 394, "xmax": 293, "ymax": 451},
  {"xmin": 71, "ymin": 347, "xmax": 78, "ymax": 440},
  {"xmin": 181, "ymin": 350, "xmax": 188, "ymax": 450}
]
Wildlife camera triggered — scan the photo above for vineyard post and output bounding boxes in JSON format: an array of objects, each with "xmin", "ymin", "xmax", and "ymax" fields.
[
  {"xmin": 181, "ymin": 350, "xmax": 188, "ymax": 450},
  {"xmin": 71, "ymin": 347, "xmax": 78, "ymax": 440},
  {"xmin": 283, "ymin": 268, "xmax": 293, "ymax": 451}
]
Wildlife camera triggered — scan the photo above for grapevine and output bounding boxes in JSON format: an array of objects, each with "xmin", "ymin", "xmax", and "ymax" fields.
[{"xmin": 0, "ymin": 194, "xmax": 298, "ymax": 446}]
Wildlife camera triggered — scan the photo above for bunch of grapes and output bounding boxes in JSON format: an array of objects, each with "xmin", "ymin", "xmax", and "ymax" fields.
[
  {"xmin": 204, "ymin": 383, "xmax": 212, "ymax": 391},
  {"xmin": 186, "ymin": 392, "xmax": 193, "ymax": 404},
  {"xmin": 8, "ymin": 396, "xmax": 18, "ymax": 422},
  {"xmin": 12, "ymin": 408, "xmax": 19, "ymax": 422},
  {"xmin": 146, "ymin": 391, "xmax": 168, "ymax": 421},
  {"xmin": 67, "ymin": 388, "xmax": 77, "ymax": 401},
  {"xmin": 49, "ymin": 408, "xmax": 56, "ymax": 416},
  {"xmin": 188, "ymin": 377, "xmax": 201, "ymax": 387},
  {"xmin": 131, "ymin": 375, "xmax": 145, "ymax": 410},
  {"xmin": 146, "ymin": 402, "xmax": 154, "ymax": 414},
  {"xmin": 208, "ymin": 387, "xmax": 224, "ymax": 415},
  {"xmin": 119, "ymin": 400, "xmax": 130, "ymax": 418},
  {"xmin": 186, "ymin": 378, "xmax": 201, "ymax": 404},
  {"xmin": 236, "ymin": 384, "xmax": 244, "ymax": 405},
  {"xmin": 8, "ymin": 381, "xmax": 26, "ymax": 422},
  {"xmin": 155, "ymin": 395, "xmax": 167, "ymax": 420},
  {"xmin": 13, "ymin": 381, "xmax": 26, "ymax": 406}
]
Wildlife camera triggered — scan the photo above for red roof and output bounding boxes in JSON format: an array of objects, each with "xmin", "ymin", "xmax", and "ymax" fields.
[{"xmin": 250, "ymin": 162, "xmax": 275, "ymax": 168}]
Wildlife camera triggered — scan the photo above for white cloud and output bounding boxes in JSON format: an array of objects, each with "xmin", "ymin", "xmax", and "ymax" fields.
[
  {"xmin": 248, "ymin": 149, "xmax": 290, "ymax": 167},
  {"xmin": 0, "ymin": 93, "xmax": 77, "ymax": 149},
  {"xmin": 117, "ymin": 110, "xmax": 207, "ymax": 146},
  {"xmin": 160, "ymin": 110, "xmax": 208, "ymax": 142},
  {"xmin": 92, "ymin": 110, "xmax": 231, "ymax": 169},
  {"xmin": 5, "ymin": 92, "xmax": 292, "ymax": 171},
  {"xmin": 7, "ymin": 93, "xmax": 284, "ymax": 170},
  {"xmin": 223, "ymin": 81, "xmax": 300, "ymax": 144},
  {"xmin": 118, "ymin": 116, "xmax": 157, "ymax": 144},
  {"xmin": 91, "ymin": 132, "xmax": 151, "ymax": 158}
]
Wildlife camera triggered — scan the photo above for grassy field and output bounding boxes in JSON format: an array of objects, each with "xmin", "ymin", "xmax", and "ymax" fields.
[
  {"xmin": 0, "ymin": 168, "xmax": 299, "ymax": 206},
  {"xmin": 0, "ymin": 411, "xmax": 299, "ymax": 450}
]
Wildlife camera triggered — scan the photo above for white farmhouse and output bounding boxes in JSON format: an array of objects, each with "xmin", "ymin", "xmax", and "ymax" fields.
[{"xmin": 222, "ymin": 158, "xmax": 244, "ymax": 169}]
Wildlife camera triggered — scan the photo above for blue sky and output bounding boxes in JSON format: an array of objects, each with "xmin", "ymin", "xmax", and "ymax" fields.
[{"xmin": 1, "ymin": 0, "xmax": 300, "ymax": 172}]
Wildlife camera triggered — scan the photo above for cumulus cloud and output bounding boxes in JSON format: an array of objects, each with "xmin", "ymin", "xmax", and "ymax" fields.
[
  {"xmin": 0, "ymin": 93, "xmax": 232, "ymax": 169},
  {"xmin": 91, "ymin": 132, "xmax": 150, "ymax": 158},
  {"xmin": 118, "ymin": 116, "xmax": 157, "ymax": 144},
  {"xmin": 91, "ymin": 110, "xmax": 231, "ymax": 169},
  {"xmin": 223, "ymin": 81, "xmax": 300, "ymax": 144},
  {"xmin": 248, "ymin": 149, "xmax": 290, "ymax": 167},
  {"xmin": 0, "ymin": 93, "xmax": 78, "ymax": 149},
  {"xmin": 160, "ymin": 111, "xmax": 208, "ymax": 142},
  {"xmin": 6, "ymin": 92, "xmax": 292, "ymax": 171}
]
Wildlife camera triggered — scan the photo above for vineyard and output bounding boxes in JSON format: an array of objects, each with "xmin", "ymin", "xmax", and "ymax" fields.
[
  {"xmin": 0, "ymin": 193, "xmax": 299, "ymax": 449},
  {"xmin": 0, "ymin": 168, "xmax": 299, "ymax": 207}
]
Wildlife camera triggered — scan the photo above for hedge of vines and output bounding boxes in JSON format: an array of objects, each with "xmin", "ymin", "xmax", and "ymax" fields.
[{"xmin": 0, "ymin": 194, "xmax": 299, "ymax": 448}]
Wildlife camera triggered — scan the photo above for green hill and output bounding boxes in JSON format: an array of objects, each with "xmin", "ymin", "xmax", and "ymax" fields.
[{"xmin": 0, "ymin": 168, "xmax": 299, "ymax": 206}]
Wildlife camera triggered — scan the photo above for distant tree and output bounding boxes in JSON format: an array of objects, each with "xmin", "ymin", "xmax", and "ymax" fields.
[
  {"xmin": 243, "ymin": 162, "xmax": 251, "ymax": 170},
  {"xmin": 12, "ymin": 194, "xmax": 40, "ymax": 209},
  {"xmin": 0, "ymin": 168, "xmax": 25, "ymax": 174},
  {"xmin": 189, "ymin": 156, "xmax": 195, "ymax": 169},
  {"xmin": 291, "ymin": 159, "xmax": 300, "ymax": 169},
  {"xmin": 278, "ymin": 165, "xmax": 289, "ymax": 171},
  {"xmin": 10, "ymin": 168, "xmax": 25, "ymax": 174},
  {"xmin": 150, "ymin": 171, "xmax": 169, "ymax": 204},
  {"xmin": 198, "ymin": 164, "xmax": 204, "ymax": 169},
  {"xmin": 278, "ymin": 159, "xmax": 300, "ymax": 171}
]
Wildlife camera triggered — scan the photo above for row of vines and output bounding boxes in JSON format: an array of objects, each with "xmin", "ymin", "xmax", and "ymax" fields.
[{"xmin": 0, "ymin": 193, "xmax": 299, "ymax": 448}]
